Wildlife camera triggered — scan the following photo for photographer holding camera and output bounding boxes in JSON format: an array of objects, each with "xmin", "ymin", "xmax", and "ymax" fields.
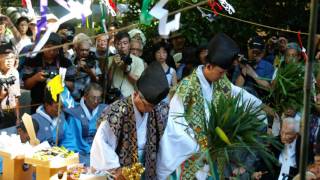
[
  {"xmin": 235, "ymin": 36, "xmax": 274, "ymax": 98},
  {"xmin": 57, "ymin": 23, "xmax": 75, "ymax": 60},
  {"xmin": 72, "ymin": 33, "xmax": 101, "ymax": 101},
  {"xmin": 23, "ymin": 33, "xmax": 75, "ymax": 113},
  {"xmin": 107, "ymin": 32, "xmax": 145, "ymax": 101},
  {"xmin": 0, "ymin": 43, "xmax": 20, "ymax": 128}
]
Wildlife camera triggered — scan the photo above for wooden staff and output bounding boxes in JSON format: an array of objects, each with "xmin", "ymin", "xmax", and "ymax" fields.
[{"xmin": 299, "ymin": 0, "xmax": 319, "ymax": 180}]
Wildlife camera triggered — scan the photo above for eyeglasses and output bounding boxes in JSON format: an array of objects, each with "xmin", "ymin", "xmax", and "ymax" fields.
[
  {"xmin": 131, "ymin": 48, "xmax": 143, "ymax": 52},
  {"xmin": 88, "ymin": 96, "xmax": 102, "ymax": 103}
]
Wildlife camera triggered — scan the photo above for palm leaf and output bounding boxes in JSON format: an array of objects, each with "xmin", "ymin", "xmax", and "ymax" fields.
[
  {"xmin": 203, "ymin": 94, "xmax": 280, "ymax": 177},
  {"xmin": 265, "ymin": 63, "xmax": 305, "ymax": 113}
]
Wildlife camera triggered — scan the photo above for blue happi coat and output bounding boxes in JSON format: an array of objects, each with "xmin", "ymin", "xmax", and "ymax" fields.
[
  {"xmin": 65, "ymin": 103, "xmax": 107, "ymax": 153},
  {"xmin": 32, "ymin": 106, "xmax": 78, "ymax": 152}
]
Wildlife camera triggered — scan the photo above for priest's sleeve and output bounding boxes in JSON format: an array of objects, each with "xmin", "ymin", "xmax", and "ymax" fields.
[
  {"xmin": 156, "ymin": 94, "xmax": 199, "ymax": 180},
  {"xmin": 90, "ymin": 120, "xmax": 120, "ymax": 171}
]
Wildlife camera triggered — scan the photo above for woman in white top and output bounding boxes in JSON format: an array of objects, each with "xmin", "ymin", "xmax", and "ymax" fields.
[
  {"xmin": 15, "ymin": 17, "xmax": 33, "ymax": 53},
  {"xmin": 153, "ymin": 42, "xmax": 177, "ymax": 103}
]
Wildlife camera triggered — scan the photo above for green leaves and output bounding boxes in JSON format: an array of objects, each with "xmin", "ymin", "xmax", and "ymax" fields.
[
  {"xmin": 267, "ymin": 63, "xmax": 305, "ymax": 114},
  {"xmin": 204, "ymin": 94, "xmax": 280, "ymax": 176}
]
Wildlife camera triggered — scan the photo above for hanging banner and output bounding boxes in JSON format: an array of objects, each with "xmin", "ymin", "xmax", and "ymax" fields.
[{"xmin": 140, "ymin": 0, "xmax": 154, "ymax": 25}]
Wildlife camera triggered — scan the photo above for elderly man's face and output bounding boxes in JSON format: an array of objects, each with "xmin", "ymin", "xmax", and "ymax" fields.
[
  {"xmin": 130, "ymin": 41, "xmax": 143, "ymax": 57},
  {"xmin": 285, "ymin": 48, "xmax": 299, "ymax": 64},
  {"xmin": 84, "ymin": 89, "xmax": 102, "ymax": 111},
  {"xmin": 280, "ymin": 123, "xmax": 298, "ymax": 144},
  {"xmin": 77, "ymin": 42, "xmax": 91, "ymax": 59},
  {"xmin": 96, "ymin": 36, "xmax": 108, "ymax": 52}
]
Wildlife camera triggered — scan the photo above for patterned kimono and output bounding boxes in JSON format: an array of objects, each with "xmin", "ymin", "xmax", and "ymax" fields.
[{"xmin": 90, "ymin": 96, "xmax": 169, "ymax": 179}]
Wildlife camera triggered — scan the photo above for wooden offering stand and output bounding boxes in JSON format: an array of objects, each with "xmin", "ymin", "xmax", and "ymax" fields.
[
  {"xmin": 25, "ymin": 153, "xmax": 79, "ymax": 180},
  {"xmin": 0, "ymin": 150, "xmax": 33, "ymax": 180}
]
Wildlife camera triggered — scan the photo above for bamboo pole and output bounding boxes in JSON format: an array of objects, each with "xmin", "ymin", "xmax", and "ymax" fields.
[
  {"xmin": 299, "ymin": 0, "xmax": 318, "ymax": 179},
  {"xmin": 55, "ymin": 91, "xmax": 62, "ymax": 146}
]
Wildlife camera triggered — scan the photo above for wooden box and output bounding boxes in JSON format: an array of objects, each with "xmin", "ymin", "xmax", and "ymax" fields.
[
  {"xmin": 25, "ymin": 153, "xmax": 79, "ymax": 180},
  {"xmin": 0, "ymin": 150, "xmax": 33, "ymax": 180}
]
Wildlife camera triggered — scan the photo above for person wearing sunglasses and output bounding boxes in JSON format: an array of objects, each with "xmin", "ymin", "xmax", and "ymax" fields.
[
  {"xmin": 90, "ymin": 61, "xmax": 169, "ymax": 179},
  {"xmin": 65, "ymin": 83, "xmax": 107, "ymax": 166}
]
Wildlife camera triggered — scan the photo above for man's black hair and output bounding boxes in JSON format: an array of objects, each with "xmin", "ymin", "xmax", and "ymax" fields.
[
  {"xmin": 43, "ymin": 87, "xmax": 58, "ymax": 105},
  {"xmin": 17, "ymin": 119, "xmax": 39, "ymax": 134},
  {"xmin": 0, "ymin": 42, "xmax": 15, "ymax": 54},
  {"xmin": 115, "ymin": 31, "xmax": 130, "ymax": 42}
]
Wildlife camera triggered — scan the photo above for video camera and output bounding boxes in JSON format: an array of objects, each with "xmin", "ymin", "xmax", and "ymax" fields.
[
  {"xmin": 43, "ymin": 69, "xmax": 58, "ymax": 79},
  {"xmin": 0, "ymin": 76, "xmax": 16, "ymax": 87},
  {"xmin": 80, "ymin": 51, "xmax": 97, "ymax": 70},
  {"xmin": 43, "ymin": 69, "xmax": 73, "ymax": 81},
  {"xmin": 121, "ymin": 55, "xmax": 132, "ymax": 66},
  {"xmin": 65, "ymin": 30, "xmax": 74, "ymax": 42},
  {"xmin": 238, "ymin": 54, "xmax": 257, "ymax": 66}
]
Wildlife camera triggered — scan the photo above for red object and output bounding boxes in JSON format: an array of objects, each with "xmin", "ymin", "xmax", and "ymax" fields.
[
  {"xmin": 109, "ymin": 0, "xmax": 117, "ymax": 12},
  {"xmin": 297, "ymin": 31, "xmax": 308, "ymax": 62},
  {"xmin": 22, "ymin": 0, "xmax": 27, "ymax": 7},
  {"xmin": 208, "ymin": 0, "xmax": 223, "ymax": 16}
]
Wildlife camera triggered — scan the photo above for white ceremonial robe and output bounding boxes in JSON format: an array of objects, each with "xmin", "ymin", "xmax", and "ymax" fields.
[
  {"xmin": 90, "ymin": 96, "xmax": 149, "ymax": 170},
  {"xmin": 278, "ymin": 139, "xmax": 297, "ymax": 180},
  {"xmin": 156, "ymin": 65, "xmax": 263, "ymax": 180}
]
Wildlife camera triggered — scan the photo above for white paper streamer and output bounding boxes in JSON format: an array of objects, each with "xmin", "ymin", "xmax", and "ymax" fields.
[
  {"xmin": 218, "ymin": 0, "xmax": 235, "ymax": 14},
  {"xmin": 149, "ymin": 0, "xmax": 181, "ymax": 37},
  {"xmin": 158, "ymin": 13, "xmax": 181, "ymax": 37},
  {"xmin": 31, "ymin": 0, "xmax": 92, "ymax": 57}
]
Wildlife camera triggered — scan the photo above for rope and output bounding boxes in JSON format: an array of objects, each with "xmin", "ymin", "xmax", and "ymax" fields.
[
  {"xmin": 7, "ymin": 0, "xmax": 318, "ymax": 111},
  {"xmin": 18, "ymin": 0, "xmax": 208, "ymax": 59},
  {"xmin": 180, "ymin": 0, "xmax": 311, "ymax": 35},
  {"xmin": 17, "ymin": 0, "xmax": 317, "ymax": 59}
]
